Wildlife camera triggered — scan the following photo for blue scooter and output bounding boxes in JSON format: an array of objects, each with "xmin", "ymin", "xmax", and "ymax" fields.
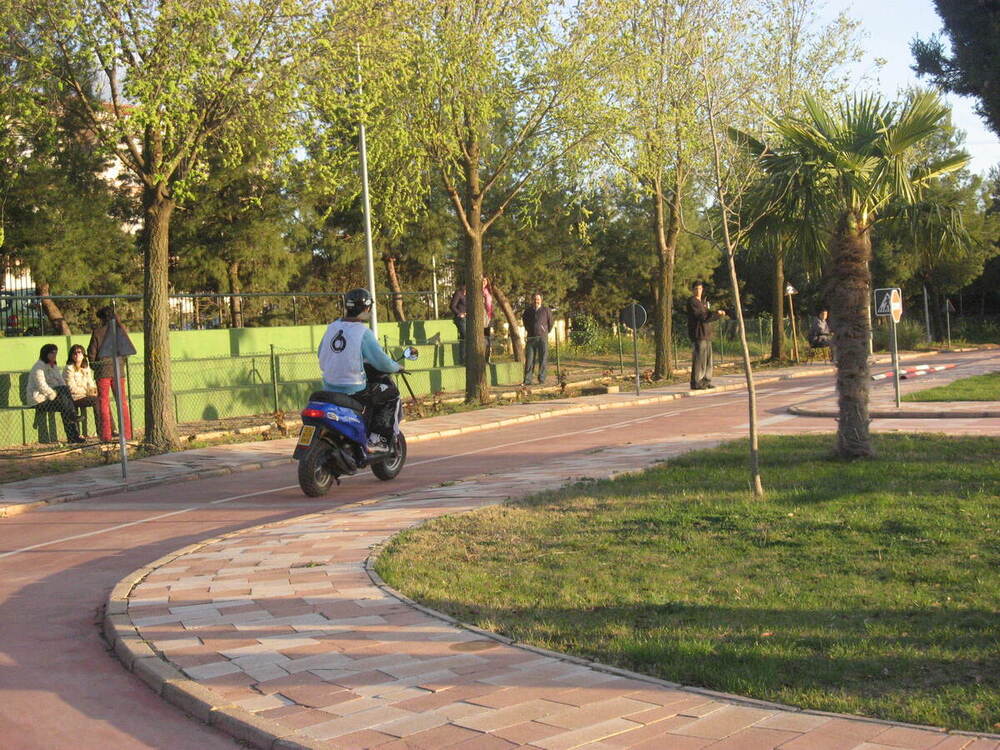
[{"xmin": 294, "ymin": 346, "xmax": 418, "ymax": 497}]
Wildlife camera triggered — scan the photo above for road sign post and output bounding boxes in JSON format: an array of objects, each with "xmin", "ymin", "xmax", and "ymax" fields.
[
  {"xmin": 99, "ymin": 302, "xmax": 137, "ymax": 479},
  {"xmin": 874, "ymin": 288, "xmax": 903, "ymax": 408},
  {"xmin": 619, "ymin": 303, "xmax": 647, "ymax": 396}
]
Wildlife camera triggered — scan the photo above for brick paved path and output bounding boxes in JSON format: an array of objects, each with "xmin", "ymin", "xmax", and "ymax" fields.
[{"xmin": 107, "ymin": 428, "xmax": 1000, "ymax": 749}]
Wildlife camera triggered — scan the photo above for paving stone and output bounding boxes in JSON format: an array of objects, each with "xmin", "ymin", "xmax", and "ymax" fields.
[{"xmin": 531, "ymin": 718, "xmax": 642, "ymax": 750}]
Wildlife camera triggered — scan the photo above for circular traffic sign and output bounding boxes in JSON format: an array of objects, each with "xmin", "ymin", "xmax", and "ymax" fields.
[{"xmin": 619, "ymin": 303, "xmax": 647, "ymax": 330}]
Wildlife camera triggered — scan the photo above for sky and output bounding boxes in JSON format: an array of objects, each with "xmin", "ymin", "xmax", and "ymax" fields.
[{"xmin": 820, "ymin": 0, "xmax": 999, "ymax": 175}]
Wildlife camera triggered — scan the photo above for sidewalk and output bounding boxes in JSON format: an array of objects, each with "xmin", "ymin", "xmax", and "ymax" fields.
[{"xmin": 87, "ymin": 354, "xmax": 999, "ymax": 750}]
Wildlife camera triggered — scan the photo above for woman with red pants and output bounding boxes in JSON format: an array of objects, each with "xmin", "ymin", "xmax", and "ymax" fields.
[{"xmin": 86, "ymin": 307, "xmax": 134, "ymax": 442}]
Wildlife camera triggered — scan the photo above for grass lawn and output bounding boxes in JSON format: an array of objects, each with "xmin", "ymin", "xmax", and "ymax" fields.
[
  {"xmin": 903, "ymin": 371, "xmax": 1000, "ymax": 402},
  {"xmin": 376, "ymin": 434, "xmax": 1000, "ymax": 733}
]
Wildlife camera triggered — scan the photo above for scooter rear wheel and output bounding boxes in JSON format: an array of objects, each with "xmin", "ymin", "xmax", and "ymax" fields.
[
  {"xmin": 298, "ymin": 441, "xmax": 334, "ymax": 496},
  {"xmin": 371, "ymin": 433, "xmax": 406, "ymax": 481}
]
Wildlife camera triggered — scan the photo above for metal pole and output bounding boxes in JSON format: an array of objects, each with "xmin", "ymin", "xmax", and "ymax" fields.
[
  {"xmin": 617, "ymin": 324, "xmax": 624, "ymax": 375},
  {"xmin": 632, "ymin": 325, "xmax": 640, "ymax": 396},
  {"xmin": 554, "ymin": 325, "xmax": 561, "ymax": 382},
  {"xmin": 891, "ymin": 316, "xmax": 901, "ymax": 408},
  {"xmin": 431, "ymin": 256, "xmax": 439, "ymax": 319},
  {"xmin": 945, "ymin": 301, "xmax": 951, "ymax": 349},
  {"xmin": 922, "ymin": 284, "xmax": 932, "ymax": 343},
  {"xmin": 270, "ymin": 345, "xmax": 280, "ymax": 414},
  {"xmin": 109, "ymin": 307, "xmax": 128, "ymax": 479},
  {"xmin": 356, "ymin": 43, "xmax": 378, "ymax": 336},
  {"xmin": 292, "ymin": 296, "xmax": 298, "ymax": 326},
  {"xmin": 787, "ymin": 292, "xmax": 799, "ymax": 362}
]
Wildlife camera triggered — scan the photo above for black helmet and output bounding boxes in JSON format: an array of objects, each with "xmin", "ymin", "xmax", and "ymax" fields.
[{"xmin": 344, "ymin": 288, "xmax": 373, "ymax": 316}]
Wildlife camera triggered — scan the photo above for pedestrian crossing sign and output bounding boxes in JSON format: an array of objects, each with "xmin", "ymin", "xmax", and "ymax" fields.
[{"xmin": 874, "ymin": 288, "xmax": 902, "ymax": 323}]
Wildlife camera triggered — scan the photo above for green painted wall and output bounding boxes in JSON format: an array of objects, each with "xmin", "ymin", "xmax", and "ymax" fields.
[{"xmin": 0, "ymin": 320, "xmax": 516, "ymax": 447}]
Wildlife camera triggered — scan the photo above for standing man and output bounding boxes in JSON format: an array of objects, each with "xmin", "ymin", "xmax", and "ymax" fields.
[
  {"xmin": 686, "ymin": 280, "xmax": 725, "ymax": 390},
  {"xmin": 449, "ymin": 284, "xmax": 466, "ymax": 364},
  {"xmin": 521, "ymin": 292, "xmax": 554, "ymax": 386}
]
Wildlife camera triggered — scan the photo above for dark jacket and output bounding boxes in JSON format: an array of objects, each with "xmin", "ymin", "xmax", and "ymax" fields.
[
  {"xmin": 686, "ymin": 296, "xmax": 714, "ymax": 342},
  {"xmin": 449, "ymin": 289, "xmax": 466, "ymax": 318},
  {"xmin": 87, "ymin": 319, "xmax": 134, "ymax": 379},
  {"xmin": 522, "ymin": 305, "xmax": 553, "ymax": 340}
]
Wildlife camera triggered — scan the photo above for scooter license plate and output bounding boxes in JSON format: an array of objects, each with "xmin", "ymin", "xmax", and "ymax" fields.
[{"xmin": 297, "ymin": 425, "xmax": 316, "ymax": 446}]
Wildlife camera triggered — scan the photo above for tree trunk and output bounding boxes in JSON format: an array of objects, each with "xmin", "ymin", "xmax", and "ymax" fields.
[
  {"xmin": 491, "ymin": 281, "xmax": 524, "ymax": 362},
  {"xmin": 383, "ymin": 254, "xmax": 407, "ymax": 322},
  {"xmin": 652, "ymin": 172, "xmax": 682, "ymax": 380},
  {"xmin": 829, "ymin": 213, "xmax": 874, "ymax": 458},
  {"xmin": 228, "ymin": 261, "xmax": 243, "ymax": 328},
  {"xmin": 142, "ymin": 185, "xmax": 179, "ymax": 451},
  {"xmin": 770, "ymin": 253, "xmax": 785, "ymax": 360},
  {"xmin": 462, "ymin": 150, "xmax": 489, "ymax": 403},
  {"xmin": 36, "ymin": 283, "xmax": 71, "ymax": 335}
]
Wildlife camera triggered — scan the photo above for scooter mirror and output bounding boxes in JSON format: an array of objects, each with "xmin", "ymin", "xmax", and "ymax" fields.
[{"xmin": 402, "ymin": 346, "xmax": 419, "ymax": 361}]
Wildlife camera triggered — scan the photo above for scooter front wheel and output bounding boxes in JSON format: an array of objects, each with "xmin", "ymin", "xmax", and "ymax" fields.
[
  {"xmin": 298, "ymin": 441, "xmax": 334, "ymax": 496},
  {"xmin": 371, "ymin": 433, "xmax": 406, "ymax": 481}
]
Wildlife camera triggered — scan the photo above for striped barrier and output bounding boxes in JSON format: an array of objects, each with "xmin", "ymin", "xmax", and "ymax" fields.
[{"xmin": 872, "ymin": 364, "xmax": 956, "ymax": 381}]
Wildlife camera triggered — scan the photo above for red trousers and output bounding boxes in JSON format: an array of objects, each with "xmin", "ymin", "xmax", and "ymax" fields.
[{"xmin": 98, "ymin": 377, "xmax": 133, "ymax": 442}]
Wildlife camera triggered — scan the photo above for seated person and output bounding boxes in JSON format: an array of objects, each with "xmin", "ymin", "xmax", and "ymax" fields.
[
  {"xmin": 809, "ymin": 309, "xmax": 834, "ymax": 348},
  {"xmin": 317, "ymin": 288, "xmax": 402, "ymax": 453},
  {"xmin": 25, "ymin": 343, "xmax": 84, "ymax": 444},
  {"xmin": 63, "ymin": 344, "xmax": 101, "ymax": 438}
]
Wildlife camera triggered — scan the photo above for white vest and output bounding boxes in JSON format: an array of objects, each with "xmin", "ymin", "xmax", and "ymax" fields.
[{"xmin": 319, "ymin": 320, "xmax": 367, "ymax": 386}]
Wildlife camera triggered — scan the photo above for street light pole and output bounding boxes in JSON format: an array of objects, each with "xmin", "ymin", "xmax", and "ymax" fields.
[{"xmin": 357, "ymin": 43, "xmax": 378, "ymax": 335}]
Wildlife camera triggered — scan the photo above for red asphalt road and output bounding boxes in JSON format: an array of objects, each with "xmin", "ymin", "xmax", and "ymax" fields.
[{"xmin": 0, "ymin": 351, "xmax": 995, "ymax": 749}]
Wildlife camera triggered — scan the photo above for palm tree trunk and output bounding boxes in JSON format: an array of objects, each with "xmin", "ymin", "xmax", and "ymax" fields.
[{"xmin": 829, "ymin": 213, "xmax": 874, "ymax": 458}]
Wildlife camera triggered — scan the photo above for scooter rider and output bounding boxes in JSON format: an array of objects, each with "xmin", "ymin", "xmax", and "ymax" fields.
[{"xmin": 318, "ymin": 288, "xmax": 402, "ymax": 454}]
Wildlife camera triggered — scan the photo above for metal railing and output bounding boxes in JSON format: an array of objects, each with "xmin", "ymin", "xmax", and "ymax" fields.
[{"xmin": 0, "ymin": 290, "xmax": 441, "ymax": 337}]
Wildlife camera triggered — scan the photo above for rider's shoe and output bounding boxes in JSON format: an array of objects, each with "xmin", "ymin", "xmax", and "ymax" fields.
[{"xmin": 367, "ymin": 435, "xmax": 390, "ymax": 454}]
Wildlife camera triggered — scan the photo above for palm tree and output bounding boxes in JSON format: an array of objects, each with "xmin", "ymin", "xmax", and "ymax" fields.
[{"xmin": 741, "ymin": 92, "xmax": 967, "ymax": 458}]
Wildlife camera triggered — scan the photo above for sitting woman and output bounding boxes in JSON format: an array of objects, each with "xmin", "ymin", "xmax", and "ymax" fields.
[
  {"xmin": 64, "ymin": 344, "xmax": 101, "ymax": 439},
  {"xmin": 809, "ymin": 309, "xmax": 834, "ymax": 348},
  {"xmin": 25, "ymin": 343, "xmax": 84, "ymax": 444}
]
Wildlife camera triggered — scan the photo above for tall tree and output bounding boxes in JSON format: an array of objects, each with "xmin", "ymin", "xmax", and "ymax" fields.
[
  {"xmin": 752, "ymin": 93, "xmax": 967, "ymax": 458},
  {"xmin": 3, "ymin": 0, "xmax": 367, "ymax": 449},
  {"xmin": 398, "ymin": 0, "xmax": 604, "ymax": 402},
  {"xmin": 750, "ymin": 0, "xmax": 861, "ymax": 360},
  {"xmin": 912, "ymin": 1, "xmax": 1000, "ymax": 137},
  {"xmin": 596, "ymin": 0, "xmax": 739, "ymax": 381}
]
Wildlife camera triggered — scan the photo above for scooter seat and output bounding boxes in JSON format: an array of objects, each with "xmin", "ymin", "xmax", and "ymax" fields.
[{"xmin": 308, "ymin": 391, "xmax": 366, "ymax": 413}]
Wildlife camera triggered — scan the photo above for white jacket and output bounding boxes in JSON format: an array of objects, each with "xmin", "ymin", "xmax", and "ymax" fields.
[
  {"xmin": 63, "ymin": 364, "xmax": 97, "ymax": 400},
  {"xmin": 25, "ymin": 361, "xmax": 65, "ymax": 405}
]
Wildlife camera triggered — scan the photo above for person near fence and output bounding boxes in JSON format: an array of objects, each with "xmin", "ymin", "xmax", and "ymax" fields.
[
  {"xmin": 87, "ymin": 307, "xmax": 134, "ymax": 442},
  {"xmin": 449, "ymin": 284, "xmax": 467, "ymax": 363},
  {"xmin": 64, "ymin": 344, "xmax": 100, "ymax": 438},
  {"xmin": 318, "ymin": 288, "xmax": 403, "ymax": 454},
  {"xmin": 521, "ymin": 292, "xmax": 553, "ymax": 386},
  {"xmin": 686, "ymin": 280, "xmax": 725, "ymax": 390},
  {"xmin": 24, "ymin": 343, "xmax": 84, "ymax": 444}
]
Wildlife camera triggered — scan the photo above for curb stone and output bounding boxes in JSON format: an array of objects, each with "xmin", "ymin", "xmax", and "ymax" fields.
[{"xmin": 789, "ymin": 405, "xmax": 1000, "ymax": 419}]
